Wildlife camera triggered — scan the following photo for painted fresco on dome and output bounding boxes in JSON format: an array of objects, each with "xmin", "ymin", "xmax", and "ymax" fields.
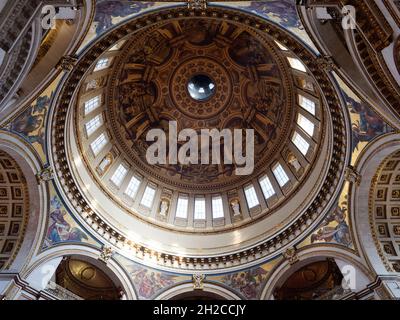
[
  {"xmin": 9, "ymin": 95, "xmax": 48, "ymax": 150},
  {"xmin": 2, "ymin": 75, "xmax": 62, "ymax": 163},
  {"xmin": 115, "ymin": 254, "xmax": 278, "ymax": 300},
  {"xmin": 299, "ymin": 197, "xmax": 354, "ymax": 249},
  {"xmin": 79, "ymin": 1, "xmax": 178, "ymax": 51},
  {"xmin": 310, "ymin": 205, "xmax": 353, "ymax": 248},
  {"xmin": 347, "ymin": 94, "xmax": 390, "ymax": 156},
  {"xmin": 302, "ymin": 75, "xmax": 393, "ymax": 250},
  {"xmin": 115, "ymin": 255, "xmax": 188, "ymax": 299},
  {"xmin": 334, "ymin": 74, "xmax": 393, "ymax": 165},
  {"xmin": 43, "ymin": 183, "xmax": 97, "ymax": 249},
  {"xmin": 208, "ymin": 265, "xmax": 271, "ymax": 299},
  {"xmin": 94, "ymin": 1, "xmax": 156, "ymax": 35},
  {"xmin": 220, "ymin": 1, "xmax": 318, "ymax": 51},
  {"xmin": 80, "ymin": 1, "xmax": 318, "ymax": 53}
]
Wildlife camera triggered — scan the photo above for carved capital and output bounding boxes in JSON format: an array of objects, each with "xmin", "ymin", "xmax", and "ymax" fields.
[
  {"xmin": 316, "ymin": 55, "xmax": 336, "ymax": 71},
  {"xmin": 187, "ymin": 0, "xmax": 207, "ymax": 10},
  {"xmin": 283, "ymin": 247, "xmax": 299, "ymax": 265},
  {"xmin": 99, "ymin": 246, "xmax": 114, "ymax": 263},
  {"xmin": 345, "ymin": 166, "xmax": 361, "ymax": 185},
  {"xmin": 193, "ymin": 273, "xmax": 205, "ymax": 290},
  {"xmin": 36, "ymin": 166, "xmax": 54, "ymax": 183},
  {"xmin": 57, "ymin": 55, "xmax": 78, "ymax": 71}
]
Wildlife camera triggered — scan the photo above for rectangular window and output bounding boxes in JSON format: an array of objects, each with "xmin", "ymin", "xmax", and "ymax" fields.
[
  {"xmin": 94, "ymin": 58, "xmax": 109, "ymax": 71},
  {"xmin": 97, "ymin": 156, "xmax": 111, "ymax": 174},
  {"xmin": 90, "ymin": 133, "xmax": 108, "ymax": 155},
  {"xmin": 292, "ymin": 132, "xmax": 310, "ymax": 155},
  {"xmin": 287, "ymin": 57, "xmax": 306, "ymax": 72},
  {"xmin": 259, "ymin": 176, "xmax": 275, "ymax": 199},
  {"xmin": 297, "ymin": 114, "xmax": 315, "ymax": 136},
  {"xmin": 299, "ymin": 95, "xmax": 316, "ymax": 115},
  {"xmin": 85, "ymin": 114, "xmax": 103, "ymax": 137},
  {"xmin": 141, "ymin": 186, "xmax": 156, "ymax": 208},
  {"xmin": 274, "ymin": 40, "xmax": 288, "ymax": 51},
  {"xmin": 124, "ymin": 176, "xmax": 141, "ymax": 198},
  {"xmin": 212, "ymin": 196, "xmax": 224, "ymax": 219},
  {"xmin": 244, "ymin": 185, "xmax": 260, "ymax": 209},
  {"xmin": 84, "ymin": 96, "xmax": 100, "ymax": 115},
  {"xmin": 110, "ymin": 164, "xmax": 128, "ymax": 187},
  {"xmin": 194, "ymin": 197, "xmax": 206, "ymax": 220},
  {"xmin": 176, "ymin": 196, "xmax": 189, "ymax": 219},
  {"xmin": 109, "ymin": 40, "xmax": 126, "ymax": 51},
  {"xmin": 273, "ymin": 164, "xmax": 290, "ymax": 187}
]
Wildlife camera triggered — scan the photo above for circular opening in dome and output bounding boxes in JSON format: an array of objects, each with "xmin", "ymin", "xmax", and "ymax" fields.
[{"xmin": 187, "ymin": 74, "xmax": 215, "ymax": 101}]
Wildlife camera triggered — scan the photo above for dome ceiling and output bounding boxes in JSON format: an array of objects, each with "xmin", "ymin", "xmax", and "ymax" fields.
[
  {"xmin": 109, "ymin": 18, "xmax": 295, "ymax": 190},
  {"xmin": 50, "ymin": 7, "xmax": 347, "ymax": 271}
]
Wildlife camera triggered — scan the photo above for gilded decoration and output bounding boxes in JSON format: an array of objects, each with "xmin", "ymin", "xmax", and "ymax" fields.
[
  {"xmin": 43, "ymin": 183, "xmax": 96, "ymax": 249},
  {"xmin": 107, "ymin": 18, "xmax": 295, "ymax": 190},
  {"xmin": 51, "ymin": 7, "xmax": 347, "ymax": 270},
  {"xmin": 192, "ymin": 273, "xmax": 205, "ymax": 290}
]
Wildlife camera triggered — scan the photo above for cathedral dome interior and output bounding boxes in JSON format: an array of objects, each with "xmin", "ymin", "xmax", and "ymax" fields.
[
  {"xmin": 0, "ymin": 0, "xmax": 400, "ymax": 303},
  {"xmin": 59, "ymin": 9, "xmax": 338, "ymax": 263}
]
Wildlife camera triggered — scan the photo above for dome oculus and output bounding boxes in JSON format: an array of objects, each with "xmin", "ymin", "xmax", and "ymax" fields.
[
  {"xmin": 52, "ymin": 8, "xmax": 346, "ymax": 268},
  {"xmin": 187, "ymin": 74, "xmax": 216, "ymax": 101}
]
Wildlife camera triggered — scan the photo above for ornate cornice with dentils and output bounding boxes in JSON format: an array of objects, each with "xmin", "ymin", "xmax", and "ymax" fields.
[
  {"xmin": 333, "ymin": 0, "xmax": 399, "ymax": 116},
  {"xmin": 50, "ymin": 7, "xmax": 347, "ymax": 271}
]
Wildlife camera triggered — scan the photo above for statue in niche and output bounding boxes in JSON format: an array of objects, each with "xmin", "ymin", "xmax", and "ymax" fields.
[
  {"xmin": 288, "ymin": 152, "xmax": 302, "ymax": 172},
  {"xmin": 159, "ymin": 199, "xmax": 170, "ymax": 216},
  {"xmin": 96, "ymin": 153, "xmax": 114, "ymax": 176},
  {"xmin": 231, "ymin": 199, "xmax": 241, "ymax": 216},
  {"xmin": 86, "ymin": 78, "xmax": 100, "ymax": 91}
]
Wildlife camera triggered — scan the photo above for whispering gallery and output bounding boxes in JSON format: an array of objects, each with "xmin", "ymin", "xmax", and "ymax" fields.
[{"xmin": 0, "ymin": 0, "xmax": 399, "ymax": 302}]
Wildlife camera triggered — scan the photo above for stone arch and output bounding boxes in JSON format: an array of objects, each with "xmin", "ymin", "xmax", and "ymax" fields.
[
  {"xmin": 260, "ymin": 244, "xmax": 373, "ymax": 300},
  {"xmin": 154, "ymin": 281, "xmax": 242, "ymax": 300},
  {"xmin": 370, "ymin": 151, "xmax": 400, "ymax": 272},
  {"xmin": 22, "ymin": 244, "xmax": 137, "ymax": 300},
  {"xmin": 350, "ymin": 133, "xmax": 400, "ymax": 275},
  {"xmin": 0, "ymin": 131, "xmax": 47, "ymax": 273}
]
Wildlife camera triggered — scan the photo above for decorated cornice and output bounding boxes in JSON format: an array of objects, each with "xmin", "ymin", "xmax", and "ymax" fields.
[
  {"xmin": 304, "ymin": 0, "xmax": 400, "ymax": 117},
  {"xmin": 49, "ymin": 7, "xmax": 347, "ymax": 271}
]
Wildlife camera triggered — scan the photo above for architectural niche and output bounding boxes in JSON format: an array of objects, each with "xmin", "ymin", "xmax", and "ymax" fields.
[
  {"xmin": 51, "ymin": 7, "xmax": 347, "ymax": 270},
  {"xmin": 273, "ymin": 259, "xmax": 347, "ymax": 300},
  {"xmin": 2, "ymin": 0, "xmax": 400, "ymax": 301},
  {"xmin": 52, "ymin": 257, "xmax": 122, "ymax": 300}
]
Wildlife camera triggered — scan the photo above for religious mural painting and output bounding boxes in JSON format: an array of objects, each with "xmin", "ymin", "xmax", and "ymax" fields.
[
  {"xmin": 115, "ymin": 255, "xmax": 188, "ymax": 299},
  {"xmin": 230, "ymin": 0, "xmax": 318, "ymax": 50},
  {"xmin": 80, "ymin": 1, "xmax": 177, "ymax": 50},
  {"xmin": 335, "ymin": 74, "xmax": 393, "ymax": 163},
  {"xmin": 307, "ymin": 74, "xmax": 393, "ymax": 249},
  {"xmin": 310, "ymin": 206, "xmax": 353, "ymax": 247},
  {"xmin": 208, "ymin": 265, "xmax": 271, "ymax": 300},
  {"xmin": 43, "ymin": 184, "xmax": 96, "ymax": 249},
  {"xmin": 3, "ymin": 75, "xmax": 62, "ymax": 162},
  {"xmin": 94, "ymin": 1, "xmax": 156, "ymax": 35}
]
